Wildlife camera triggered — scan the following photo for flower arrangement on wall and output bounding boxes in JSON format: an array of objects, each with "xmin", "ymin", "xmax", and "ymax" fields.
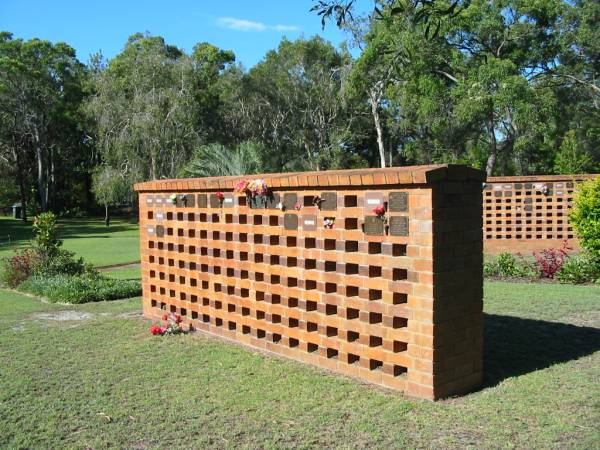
[{"xmin": 234, "ymin": 178, "xmax": 270, "ymax": 207}]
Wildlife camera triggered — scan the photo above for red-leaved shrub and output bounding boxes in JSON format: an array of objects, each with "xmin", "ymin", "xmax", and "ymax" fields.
[{"xmin": 532, "ymin": 241, "xmax": 571, "ymax": 278}]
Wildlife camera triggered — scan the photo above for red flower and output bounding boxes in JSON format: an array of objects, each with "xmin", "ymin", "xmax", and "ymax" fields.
[
  {"xmin": 373, "ymin": 205, "xmax": 386, "ymax": 216},
  {"xmin": 215, "ymin": 192, "xmax": 225, "ymax": 201},
  {"xmin": 150, "ymin": 325, "xmax": 163, "ymax": 335}
]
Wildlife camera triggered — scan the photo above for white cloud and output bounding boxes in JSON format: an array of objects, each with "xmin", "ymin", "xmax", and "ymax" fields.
[
  {"xmin": 217, "ymin": 17, "xmax": 266, "ymax": 32},
  {"xmin": 274, "ymin": 24, "xmax": 301, "ymax": 32},
  {"xmin": 216, "ymin": 17, "xmax": 300, "ymax": 33}
]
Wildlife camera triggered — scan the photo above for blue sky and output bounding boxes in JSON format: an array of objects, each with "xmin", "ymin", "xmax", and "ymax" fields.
[{"xmin": 0, "ymin": 0, "xmax": 369, "ymax": 68}]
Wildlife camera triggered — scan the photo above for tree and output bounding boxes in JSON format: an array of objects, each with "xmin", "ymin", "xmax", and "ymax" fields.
[
  {"xmin": 554, "ymin": 130, "xmax": 597, "ymax": 174},
  {"xmin": 180, "ymin": 140, "xmax": 266, "ymax": 178},
  {"xmin": 92, "ymin": 166, "xmax": 131, "ymax": 227},
  {"xmin": 0, "ymin": 32, "xmax": 86, "ymax": 213}
]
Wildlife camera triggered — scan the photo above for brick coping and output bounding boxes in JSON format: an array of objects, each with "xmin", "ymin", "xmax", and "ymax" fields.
[
  {"xmin": 134, "ymin": 164, "xmax": 486, "ymax": 192},
  {"xmin": 487, "ymin": 174, "xmax": 599, "ymax": 183}
]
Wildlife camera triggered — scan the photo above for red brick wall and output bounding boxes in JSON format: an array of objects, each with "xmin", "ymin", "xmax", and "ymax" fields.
[
  {"xmin": 135, "ymin": 164, "xmax": 485, "ymax": 400},
  {"xmin": 484, "ymin": 174, "xmax": 599, "ymax": 254}
]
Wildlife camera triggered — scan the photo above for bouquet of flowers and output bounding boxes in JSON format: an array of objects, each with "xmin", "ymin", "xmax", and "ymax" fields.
[
  {"xmin": 323, "ymin": 217, "xmax": 335, "ymax": 229},
  {"xmin": 150, "ymin": 313, "xmax": 185, "ymax": 336},
  {"xmin": 373, "ymin": 205, "xmax": 387, "ymax": 222}
]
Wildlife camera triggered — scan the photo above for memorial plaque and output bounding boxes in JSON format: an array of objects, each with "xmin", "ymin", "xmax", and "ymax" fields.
[
  {"xmin": 283, "ymin": 193, "xmax": 298, "ymax": 210},
  {"xmin": 388, "ymin": 192, "xmax": 408, "ymax": 212},
  {"xmin": 302, "ymin": 215, "xmax": 317, "ymax": 231},
  {"xmin": 155, "ymin": 197, "xmax": 163, "ymax": 205},
  {"xmin": 266, "ymin": 193, "xmax": 281, "ymax": 209},
  {"xmin": 197, "ymin": 194, "xmax": 207, "ymax": 208},
  {"xmin": 147, "ymin": 225, "xmax": 156, "ymax": 235},
  {"xmin": 389, "ymin": 216, "xmax": 409, "ymax": 237},
  {"xmin": 146, "ymin": 196, "xmax": 153, "ymax": 204},
  {"xmin": 364, "ymin": 216, "xmax": 384, "ymax": 236},
  {"xmin": 514, "ymin": 183, "xmax": 523, "ymax": 189},
  {"xmin": 320, "ymin": 192, "xmax": 337, "ymax": 211},
  {"xmin": 155, "ymin": 212, "xmax": 165, "ymax": 221},
  {"xmin": 176, "ymin": 195, "xmax": 186, "ymax": 207},
  {"xmin": 284, "ymin": 214, "xmax": 298, "ymax": 230},
  {"xmin": 566, "ymin": 182, "xmax": 574, "ymax": 188},
  {"xmin": 222, "ymin": 194, "xmax": 234, "ymax": 208},
  {"xmin": 156, "ymin": 225, "xmax": 164, "ymax": 237},
  {"xmin": 209, "ymin": 194, "xmax": 221, "ymax": 208},
  {"xmin": 185, "ymin": 194, "xmax": 195, "ymax": 207},
  {"xmin": 365, "ymin": 192, "xmax": 384, "ymax": 209}
]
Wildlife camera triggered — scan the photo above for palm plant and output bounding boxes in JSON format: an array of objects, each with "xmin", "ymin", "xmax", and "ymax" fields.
[{"xmin": 179, "ymin": 140, "xmax": 266, "ymax": 177}]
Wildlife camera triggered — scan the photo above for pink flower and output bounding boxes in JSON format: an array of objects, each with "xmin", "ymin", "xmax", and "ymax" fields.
[
  {"xmin": 215, "ymin": 192, "xmax": 224, "ymax": 201},
  {"xmin": 373, "ymin": 205, "xmax": 386, "ymax": 217},
  {"xmin": 294, "ymin": 202, "xmax": 301, "ymax": 211},
  {"xmin": 234, "ymin": 180, "xmax": 249, "ymax": 194}
]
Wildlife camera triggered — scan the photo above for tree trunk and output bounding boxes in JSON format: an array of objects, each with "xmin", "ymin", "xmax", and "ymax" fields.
[
  {"xmin": 36, "ymin": 145, "xmax": 47, "ymax": 211},
  {"xmin": 485, "ymin": 112, "xmax": 498, "ymax": 176},
  {"xmin": 105, "ymin": 204, "xmax": 110, "ymax": 227},
  {"xmin": 369, "ymin": 91, "xmax": 386, "ymax": 168},
  {"xmin": 11, "ymin": 146, "xmax": 28, "ymax": 222}
]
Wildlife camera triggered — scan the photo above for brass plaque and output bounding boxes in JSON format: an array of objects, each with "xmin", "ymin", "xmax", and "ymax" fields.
[
  {"xmin": 320, "ymin": 192, "xmax": 337, "ymax": 211},
  {"xmin": 176, "ymin": 195, "xmax": 186, "ymax": 207},
  {"xmin": 209, "ymin": 194, "xmax": 221, "ymax": 208},
  {"xmin": 302, "ymin": 215, "xmax": 317, "ymax": 231},
  {"xmin": 364, "ymin": 216, "xmax": 384, "ymax": 236},
  {"xmin": 283, "ymin": 193, "xmax": 298, "ymax": 210},
  {"xmin": 185, "ymin": 194, "xmax": 195, "ymax": 207},
  {"xmin": 390, "ymin": 216, "xmax": 408, "ymax": 236},
  {"xmin": 156, "ymin": 225, "xmax": 164, "ymax": 237},
  {"xmin": 197, "ymin": 194, "xmax": 207, "ymax": 208},
  {"xmin": 388, "ymin": 192, "xmax": 408, "ymax": 212},
  {"xmin": 284, "ymin": 214, "xmax": 298, "ymax": 230},
  {"xmin": 222, "ymin": 194, "xmax": 234, "ymax": 208},
  {"xmin": 389, "ymin": 216, "xmax": 409, "ymax": 236},
  {"xmin": 266, "ymin": 193, "xmax": 281, "ymax": 209}
]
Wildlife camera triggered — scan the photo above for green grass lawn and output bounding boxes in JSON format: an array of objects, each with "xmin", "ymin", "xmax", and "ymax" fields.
[
  {"xmin": 0, "ymin": 216, "xmax": 140, "ymax": 267},
  {"xmin": 0, "ymin": 281, "xmax": 598, "ymax": 449}
]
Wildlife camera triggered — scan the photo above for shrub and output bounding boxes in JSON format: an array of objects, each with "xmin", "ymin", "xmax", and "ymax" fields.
[
  {"xmin": 32, "ymin": 212, "xmax": 62, "ymax": 256},
  {"xmin": 19, "ymin": 274, "xmax": 141, "ymax": 304},
  {"xmin": 532, "ymin": 241, "xmax": 570, "ymax": 278},
  {"xmin": 484, "ymin": 252, "xmax": 536, "ymax": 278},
  {"xmin": 557, "ymin": 253, "xmax": 600, "ymax": 284},
  {"xmin": 0, "ymin": 249, "xmax": 36, "ymax": 287},
  {"xmin": 31, "ymin": 248, "xmax": 92, "ymax": 277},
  {"xmin": 570, "ymin": 178, "xmax": 600, "ymax": 258}
]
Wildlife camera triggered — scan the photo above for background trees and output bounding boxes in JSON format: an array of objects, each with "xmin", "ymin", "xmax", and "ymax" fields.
[{"xmin": 0, "ymin": 2, "xmax": 598, "ymax": 216}]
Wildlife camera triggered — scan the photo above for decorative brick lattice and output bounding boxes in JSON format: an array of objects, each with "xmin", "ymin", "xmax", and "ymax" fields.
[
  {"xmin": 484, "ymin": 174, "xmax": 599, "ymax": 253},
  {"xmin": 135, "ymin": 164, "xmax": 485, "ymax": 400}
]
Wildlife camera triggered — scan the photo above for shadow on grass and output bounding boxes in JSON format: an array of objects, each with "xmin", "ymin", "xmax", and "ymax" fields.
[{"xmin": 483, "ymin": 313, "xmax": 600, "ymax": 387}]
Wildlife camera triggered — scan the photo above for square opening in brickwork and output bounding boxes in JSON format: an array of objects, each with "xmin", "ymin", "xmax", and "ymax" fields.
[
  {"xmin": 348, "ymin": 353, "xmax": 360, "ymax": 365},
  {"xmin": 271, "ymin": 314, "xmax": 281, "ymax": 324},
  {"xmin": 240, "ymin": 288, "xmax": 250, "ymax": 298},
  {"xmin": 147, "ymin": 211, "xmax": 153, "ymax": 220},
  {"xmin": 326, "ymin": 348, "xmax": 338, "ymax": 359},
  {"xmin": 188, "ymin": 229, "xmax": 196, "ymax": 238},
  {"xmin": 199, "ymin": 213, "xmax": 207, "ymax": 222},
  {"xmin": 303, "ymin": 195, "xmax": 314, "ymax": 207},
  {"xmin": 393, "ymin": 269, "xmax": 408, "ymax": 281},
  {"xmin": 369, "ymin": 312, "xmax": 382, "ymax": 324},
  {"xmin": 226, "ymin": 250, "xmax": 234, "ymax": 259},
  {"xmin": 177, "ymin": 212, "xmax": 184, "ymax": 221},
  {"xmin": 254, "ymin": 234, "xmax": 263, "ymax": 244},
  {"xmin": 272, "ymin": 333, "xmax": 282, "ymax": 343},
  {"xmin": 228, "ymin": 321, "xmax": 237, "ymax": 331},
  {"xmin": 325, "ymin": 282, "xmax": 337, "ymax": 293},
  {"xmin": 257, "ymin": 329, "xmax": 266, "ymax": 338},
  {"xmin": 167, "ymin": 229, "xmax": 174, "ymax": 237},
  {"xmin": 203, "ymin": 298, "xmax": 210, "ymax": 306},
  {"xmin": 326, "ymin": 304, "xmax": 337, "ymax": 315},
  {"xmin": 344, "ymin": 218, "xmax": 358, "ymax": 230},
  {"xmin": 393, "ymin": 317, "xmax": 408, "ymax": 328},
  {"xmin": 344, "ymin": 195, "xmax": 358, "ymax": 207},
  {"xmin": 167, "ymin": 212, "xmax": 173, "ymax": 220},
  {"xmin": 307, "ymin": 322, "xmax": 318, "ymax": 332},
  {"xmin": 178, "ymin": 229, "xmax": 184, "ymax": 237},
  {"xmin": 345, "ymin": 241, "xmax": 359, "ymax": 252},
  {"xmin": 256, "ymin": 291, "xmax": 265, "ymax": 301},
  {"xmin": 346, "ymin": 286, "xmax": 359, "ymax": 297},
  {"xmin": 271, "ymin": 275, "xmax": 280, "ymax": 285},
  {"xmin": 287, "ymin": 297, "xmax": 298, "ymax": 308},
  {"xmin": 214, "ymin": 301, "xmax": 223, "ymax": 310},
  {"xmin": 225, "ymin": 232, "xmax": 233, "ymax": 242},
  {"xmin": 239, "ymin": 233, "xmax": 248, "ymax": 242},
  {"xmin": 287, "ymin": 257, "xmax": 297, "ymax": 267},
  {"xmin": 201, "ymin": 264, "xmax": 208, "ymax": 274},
  {"xmin": 305, "ymin": 238, "xmax": 316, "ymax": 249},
  {"xmin": 150, "ymin": 270, "xmax": 156, "ymax": 278},
  {"xmin": 288, "ymin": 318, "xmax": 299, "ymax": 328},
  {"xmin": 269, "ymin": 216, "xmax": 279, "ymax": 226},
  {"xmin": 202, "ymin": 314, "xmax": 210, "ymax": 323},
  {"xmin": 393, "ymin": 365, "xmax": 407, "ymax": 376},
  {"xmin": 306, "ymin": 280, "xmax": 317, "ymax": 290},
  {"xmin": 393, "ymin": 341, "xmax": 408, "ymax": 353},
  {"xmin": 307, "ymin": 342, "xmax": 319, "ymax": 353},
  {"xmin": 190, "ymin": 279, "xmax": 197, "ymax": 287},
  {"xmin": 228, "ymin": 304, "xmax": 236, "ymax": 313},
  {"xmin": 238, "ymin": 214, "xmax": 247, "ymax": 224},
  {"xmin": 368, "ymin": 266, "xmax": 382, "ymax": 278},
  {"xmin": 369, "ymin": 336, "xmax": 383, "ymax": 347},
  {"xmin": 212, "ymin": 231, "xmax": 221, "ymax": 241},
  {"xmin": 212, "ymin": 213, "xmax": 220, "ymax": 223},
  {"xmin": 306, "ymin": 301, "xmax": 317, "ymax": 311},
  {"xmin": 255, "ymin": 254, "xmax": 264, "ymax": 264},
  {"xmin": 253, "ymin": 215, "xmax": 263, "ymax": 225},
  {"xmin": 367, "ymin": 242, "xmax": 382, "ymax": 254},
  {"xmin": 240, "ymin": 251, "xmax": 248, "ymax": 261},
  {"xmin": 345, "ymin": 264, "xmax": 358, "ymax": 275},
  {"xmin": 305, "ymin": 259, "xmax": 316, "ymax": 270},
  {"xmin": 369, "ymin": 359, "xmax": 383, "ymax": 371},
  {"xmin": 215, "ymin": 318, "xmax": 223, "ymax": 327},
  {"xmin": 288, "ymin": 277, "xmax": 298, "ymax": 287},
  {"xmin": 289, "ymin": 338, "xmax": 299, "ymax": 348},
  {"xmin": 271, "ymin": 294, "xmax": 281, "ymax": 304},
  {"xmin": 325, "ymin": 261, "xmax": 336, "ymax": 272},
  {"xmin": 369, "ymin": 289, "xmax": 382, "ymax": 300},
  {"xmin": 190, "ymin": 295, "xmax": 198, "ymax": 303},
  {"xmin": 242, "ymin": 307, "xmax": 250, "ymax": 316},
  {"xmin": 214, "ymin": 266, "xmax": 221, "ymax": 275},
  {"xmin": 149, "ymin": 241, "xmax": 155, "ymax": 250},
  {"xmin": 270, "ymin": 255, "xmax": 280, "ymax": 265},
  {"xmin": 242, "ymin": 325, "xmax": 251, "ymax": 334},
  {"xmin": 326, "ymin": 326, "xmax": 338, "ymax": 337},
  {"xmin": 256, "ymin": 310, "xmax": 266, "ymax": 320},
  {"xmin": 392, "ymin": 244, "xmax": 407, "ymax": 256},
  {"xmin": 346, "ymin": 308, "xmax": 359, "ymax": 320},
  {"xmin": 151, "ymin": 299, "xmax": 157, "ymax": 307},
  {"xmin": 168, "ymin": 274, "xmax": 175, "ymax": 282},
  {"xmin": 187, "ymin": 213, "xmax": 195, "ymax": 221},
  {"xmin": 169, "ymin": 290, "xmax": 176, "ymax": 298},
  {"xmin": 225, "ymin": 214, "xmax": 233, "ymax": 224},
  {"xmin": 227, "ymin": 268, "xmax": 234, "ymax": 277},
  {"xmin": 324, "ymin": 239, "xmax": 336, "ymax": 250},
  {"xmin": 269, "ymin": 235, "xmax": 279, "ymax": 245},
  {"xmin": 191, "ymin": 311, "xmax": 198, "ymax": 319}
]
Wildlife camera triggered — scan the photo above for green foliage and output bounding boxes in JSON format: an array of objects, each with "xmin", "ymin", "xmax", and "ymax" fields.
[
  {"xmin": 554, "ymin": 130, "xmax": 597, "ymax": 174},
  {"xmin": 32, "ymin": 212, "xmax": 62, "ymax": 256},
  {"xmin": 30, "ymin": 248, "xmax": 91, "ymax": 278},
  {"xmin": 180, "ymin": 141, "xmax": 266, "ymax": 177},
  {"xmin": 484, "ymin": 252, "xmax": 536, "ymax": 278},
  {"xmin": 570, "ymin": 178, "xmax": 600, "ymax": 258},
  {"xmin": 19, "ymin": 274, "xmax": 141, "ymax": 303},
  {"xmin": 557, "ymin": 253, "xmax": 600, "ymax": 284},
  {"xmin": 0, "ymin": 249, "xmax": 35, "ymax": 288},
  {"xmin": 91, "ymin": 167, "xmax": 131, "ymax": 206}
]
